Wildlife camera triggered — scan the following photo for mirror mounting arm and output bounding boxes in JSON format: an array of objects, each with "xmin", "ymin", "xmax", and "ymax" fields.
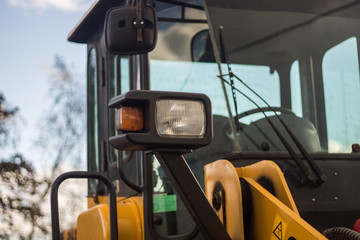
[{"xmin": 135, "ymin": 0, "xmax": 144, "ymax": 42}]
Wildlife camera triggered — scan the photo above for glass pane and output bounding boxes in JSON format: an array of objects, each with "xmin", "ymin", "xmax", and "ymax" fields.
[
  {"xmin": 88, "ymin": 48, "xmax": 99, "ymax": 192},
  {"xmin": 108, "ymin": 56, "xmax": 131, "ymax": 163},
  {"xmin": 108, "ymin": 54, "xmax": 118, "ymax": 163},
  {"xmin": 121, "ymin": 57, "xmax": 130, "ymax": 93},
  {"xmin": 204, "ymin": 0, "xmax": 360, "ymax": 154},
  {"xmin": 322, "ymin": 37, "xmax": 360, "ymax": 153},
  {"xmin": 290, "ymin": 60, "xmax": 303, "ymax": 117}
]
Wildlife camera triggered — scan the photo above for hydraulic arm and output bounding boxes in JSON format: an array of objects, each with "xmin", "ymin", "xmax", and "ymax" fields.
[{"xmin": 205, "ymin": 160, "xmax": 328, "ymax": 240}]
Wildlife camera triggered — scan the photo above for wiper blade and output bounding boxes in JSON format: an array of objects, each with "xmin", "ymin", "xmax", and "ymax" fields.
[
  {"xmin": 217, "ymin": 25, "xmax": 320, "ymax": 185},
  {"xmin": 218, "ymin": 75, "xmax": 317, "ymax": 185},
  {"xmin": 229, "ymin": 72, "xmax": 327, "ymax": 184},
  {"xmin": 219, "ymin": 26, "xmax": 241, "ymax": 131},
  {"xmin": 216, "ymin": 25, "xmax": 326, "ymax": 185}
]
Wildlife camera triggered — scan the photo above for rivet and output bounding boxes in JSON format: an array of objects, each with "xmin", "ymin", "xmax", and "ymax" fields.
[
  {"xmin": 334, "ymin": 196, "xmax": 338, "ymax": 201},
  {"xmin": 334, "ymin": 172, "xmax": 338, "ymax": 176},
  {"xmin": 311, "ymin": 198, "xmax": 316, "ymax": 202}
]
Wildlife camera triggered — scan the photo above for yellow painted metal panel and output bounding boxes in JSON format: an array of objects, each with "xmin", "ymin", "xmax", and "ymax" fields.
[
  {"xmin": 236, "ymin": 160, "xmax": 299, "ymax": 213},
  {"xmin": 204, "ymin": 160, "xmax": 327, "ymax": 240},
  {"xmin": 244, "ymin": 177, "xmax": 327, "ymax": 240},
  {"xmin": 78, "ymin": 196, "xmax": 144, "ymax": 240},
  {"xmin": 204, "ymin": 159, "xmax": 245, "ymax": 240},
  {"xmin": 77, "ymin": 204, "xmax": 110, "ymax": 240}
]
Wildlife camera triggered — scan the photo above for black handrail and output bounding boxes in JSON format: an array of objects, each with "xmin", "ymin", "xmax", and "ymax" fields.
[{"xmin": 50, "ymin": 171, "xmax": 119, "ymax": 240}]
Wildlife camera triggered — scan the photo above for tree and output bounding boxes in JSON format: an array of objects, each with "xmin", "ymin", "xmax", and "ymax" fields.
[
  {"xmin": 0, "ymin": 93, "xmax": 18, "ymax": 147},
  {"xmin": 36, "ymin": 55, "xmax": 86, "ymax": 174},
  {"xmin": 0, "ymin": 55, "xmax": 86, "ymax": 239},
  {"xmin": 0, "ymin": 93, "xmax": 47, "ymax": 239},
  {"xmin": 0, "ymin": 154, "xmax": 48, "ymax": 239}
]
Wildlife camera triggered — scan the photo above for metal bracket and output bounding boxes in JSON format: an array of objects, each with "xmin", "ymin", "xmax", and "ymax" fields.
[{"xmin": 50, "ymin": 171, "xmax": 119, "ymax": 240}]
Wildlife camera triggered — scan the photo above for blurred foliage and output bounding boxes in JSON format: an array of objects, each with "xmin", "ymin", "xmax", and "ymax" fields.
[
  {"xmin": 0, "ymin": 55, "xmax": 86, "ymax": 239},
  {"xmin": 36, "ymin": 55, "xmax": 86, "ymax": 172},
  {"xmin": 0, "ymin": 92, "xmax": 18, "ymax": 148},
  {"xmin": 0, "ymin": 154, "xmax": 49, "ymax": 239}
]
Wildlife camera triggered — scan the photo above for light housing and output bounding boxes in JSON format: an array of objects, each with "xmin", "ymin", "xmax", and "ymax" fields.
[{"xmin": 108, "ymin": 90, "xmax": 213, "ymax": 151}]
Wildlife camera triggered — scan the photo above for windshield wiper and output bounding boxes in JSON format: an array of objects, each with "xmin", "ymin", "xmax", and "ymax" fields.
[{"xmin": 218, "ymin": 26, "xmax": 326, "ymax": 185}]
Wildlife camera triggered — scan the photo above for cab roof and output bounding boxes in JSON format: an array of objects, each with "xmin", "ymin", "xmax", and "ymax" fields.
[
  {"xmin": 68, "ymin": 0, "xmax": 202, "ymax": 43},
  {"xmin": 68, "ymin": 0, "xmax": 124, "ymax": 43}
]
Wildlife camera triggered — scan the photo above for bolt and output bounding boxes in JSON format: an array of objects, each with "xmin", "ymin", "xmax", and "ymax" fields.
[
  {"xmin": 212, "ymin": 193, "xmax": 222, "ymax": 211},
  {"xmin": 311, "ymin": 198, "xmax": 316, "ymax": 202},
  {"xmin": 261, "ymin": 141, "xmax": 271, "ymax": 151},
  {"xmin": 334, "ymin": 196, "xmax": 338, "ymax": 201},
  {"xmin": 352, "ymin": 143, "xmax": 360, "ymax": 153},
  {"xmin": 140, "ymin": 20, "xmax": 144, "ymax": 25},
  {"xmin": 334, "ymin": 172, "xmax": 338, "ymax": 176},
  {"xmin": 154, "ymin": 216, "xmax": 163, "ymax": 225}
]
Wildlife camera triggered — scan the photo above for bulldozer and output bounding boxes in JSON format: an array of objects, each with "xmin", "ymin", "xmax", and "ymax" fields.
[{"xmin": 51, "ymin": 0, "xmax": 360, "ymax": 239}]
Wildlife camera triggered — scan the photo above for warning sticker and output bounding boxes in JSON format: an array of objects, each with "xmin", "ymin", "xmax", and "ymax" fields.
[
  {"xmin": 153, "ymin": 195, "xmax": 177, "ymax": 213},
  {"xmin": 272, "ymin": 214, "xmax": 288, "ymax": 240},
  {"xmin": 273, "ymin": 221, "xmax": 282, "ymax": 240}
]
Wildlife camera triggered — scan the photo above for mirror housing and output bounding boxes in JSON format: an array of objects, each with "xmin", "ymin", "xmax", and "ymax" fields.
[{"xmin": 105, "ymin": 6, "xmax": 157, "ymax": 55}]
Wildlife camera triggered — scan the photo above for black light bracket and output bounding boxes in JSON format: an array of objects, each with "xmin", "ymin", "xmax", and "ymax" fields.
[{"xmin": 145, "ymin": 152, "xmax": 231, "ymax": 240}]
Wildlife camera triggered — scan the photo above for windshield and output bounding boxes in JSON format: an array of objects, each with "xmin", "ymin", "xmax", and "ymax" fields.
[
  {"xmin": 147, "ymin": 1, "xmax": 360, "ymax": 236},
  {"xmin": 151, "ymin": 0, "xmax": 360, "ymax": 155},
  {"xmin": 204, "ymin": 0, "xmax": 360, "ymax": 153}
]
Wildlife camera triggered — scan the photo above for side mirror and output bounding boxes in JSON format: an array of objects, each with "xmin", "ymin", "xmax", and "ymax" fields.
[{"xmin": 105, "ymin": 5, "xmax": 157, "ymax": 55}]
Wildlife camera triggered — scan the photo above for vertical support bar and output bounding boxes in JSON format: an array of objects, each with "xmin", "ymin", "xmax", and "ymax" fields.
[
  {"xmin": 50, "ymin": 171, "xmax": 118, "ymax": 240},
  {"xmin": 143, "ymin": 152, "xmax": 155, "ymax": 240},
  {"xmin": 277, "ymin": 63, "xmax": 292, "ymax": 109},
  {"xmin": 312, "ymin": 53, "xmax": 328, "ymax": 150},
  {"xmin": 154, "ymin": 152, "xmax": 231, "ymax": 240}
]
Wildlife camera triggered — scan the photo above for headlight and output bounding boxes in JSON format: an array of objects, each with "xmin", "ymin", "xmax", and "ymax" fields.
[
  {"xmin": 108, "ymin": 90, "xmax": 213, "ymax": 151},
  {"xmin": 156, "ymin": 99, "xmax": 205, "ymax": 137}
]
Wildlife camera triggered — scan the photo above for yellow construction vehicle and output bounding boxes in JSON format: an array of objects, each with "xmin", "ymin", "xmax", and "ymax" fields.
[{"xmin": 51, "ymin": 0, "xmax": 360, "ymax": 239}]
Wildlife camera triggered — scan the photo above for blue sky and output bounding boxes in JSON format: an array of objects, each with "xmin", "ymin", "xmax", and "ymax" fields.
[{"xmin": 0, "ymin": 0, "xmax": 93, "ymax": 165}]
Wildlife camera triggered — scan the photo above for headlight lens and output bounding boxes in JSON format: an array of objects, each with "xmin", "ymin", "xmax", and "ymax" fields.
[{"xmin": 156, "ymin": 99, "xmax": 206, "ymax": 137}]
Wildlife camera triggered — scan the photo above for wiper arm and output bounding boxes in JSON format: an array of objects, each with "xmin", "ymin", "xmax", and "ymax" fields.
[
  {"xmin": 218, "ymin": 75, "xmax": 317, "ymax": 185},
  {"xmin": 217, "ymin": 26, "xmax": 321, "ymax": 185},
  {"xmin": 229, "ymin": 72, "xmax": 327, "ymax": 184},
  {"xmin": 217, "ymin": 24, "xmax": 326, "ymax": 185}
]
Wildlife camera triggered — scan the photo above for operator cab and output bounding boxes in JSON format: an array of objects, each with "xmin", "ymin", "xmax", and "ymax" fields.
[{"xmin": 68, "ymin": 0, "xmax": 360, "ymax": 237}]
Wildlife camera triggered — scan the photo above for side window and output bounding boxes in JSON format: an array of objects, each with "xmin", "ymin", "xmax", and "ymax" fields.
[
  {"xmin": 108, "ymin": 55, "xmax": 130, "ymax": 163},
  {"xmin": 88, "ymin": 48, "xmax": 99, "ymax": 191},
  {"xmin": 322, "ymin": 37, "xmax": 360, "ymax": 152},
  {"xmin": 290, "ymin": 60, "xmax": 303, "ymax": 117},
  {"xmin": 121, "ymin": 57, "xmax": 130, "ymax": 93},
  {"xmin": 108, "ymin": 54, "xmax": 118, "ymax": 163}
]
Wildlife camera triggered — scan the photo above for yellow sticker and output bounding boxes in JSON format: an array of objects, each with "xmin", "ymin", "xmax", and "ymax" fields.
[{"xmin": 272, "ymin": 214, "xmax": 288, "ymax": 240}]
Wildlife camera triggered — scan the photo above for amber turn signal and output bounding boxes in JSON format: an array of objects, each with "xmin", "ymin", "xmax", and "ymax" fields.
[{"xmin": 115, "ymin": 107, "xmax": 143, "ymax": 131}]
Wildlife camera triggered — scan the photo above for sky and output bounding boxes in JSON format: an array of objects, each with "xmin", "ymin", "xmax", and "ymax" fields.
[{"xmin": 0, "ymin": 0, "xmax": 93, "ymax": 166}]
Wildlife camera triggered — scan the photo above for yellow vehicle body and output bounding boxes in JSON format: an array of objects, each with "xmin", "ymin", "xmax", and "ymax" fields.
[
  {"xmin": 62, "ymin": 160, "xmax": 328, "ymax": 240},
  {"xmin": 71, "ymin": 196, "xmax": 143, "ymax": 240},
  {"xmin": 204, "ymin": 160, "xmax": 327, "ymax": 240}
]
